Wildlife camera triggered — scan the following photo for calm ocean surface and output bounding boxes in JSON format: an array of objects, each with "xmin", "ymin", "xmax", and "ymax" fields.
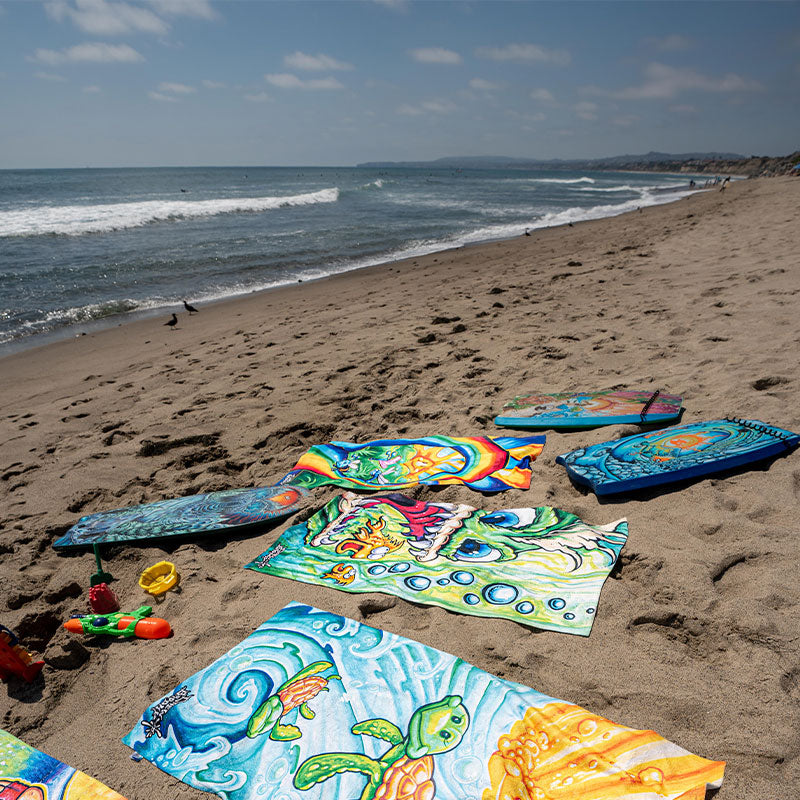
[{"xmin": 0, "ymin": 166, "xmax": 697, "ymax": 353}]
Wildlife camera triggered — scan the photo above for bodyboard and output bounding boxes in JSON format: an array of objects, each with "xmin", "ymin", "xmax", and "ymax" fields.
[
  {"xmin": 123, "ymin": 602, "xmax": 725, "ymax": 800},
  {"xmin": 0, "ymin": 729, "xmax": 126, "ymax": 799},
  {"xmin": 495, "ymin": 389, "xmax": 682, "ymax": 429},
  {"xmin": 245, "ymin": 492, "xmax": 627, "ymax": 635},
  {"xmin": 53, "ymin": 486, "xmax": 309, "ymax": 549},
  {"xmin": 278, "ymin": 435, "xmax": 545, "ymax": 491},
  {"xmin": 556, "ymin": 417, "xmax": 799, "ymax": 496}
]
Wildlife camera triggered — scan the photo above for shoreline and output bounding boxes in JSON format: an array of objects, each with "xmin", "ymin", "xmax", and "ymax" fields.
[
  {"xmin": 2, "ymin": 175, "xmax": 799, "ymax": 800},
  {"xmin": 1, "ymin": 178, "xmax": 699, "ymax": 359}
]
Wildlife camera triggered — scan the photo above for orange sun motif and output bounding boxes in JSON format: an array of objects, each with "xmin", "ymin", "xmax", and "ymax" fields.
[{"xmin": 483, "ymin": 702, "xmax": 724, "ymax": 800}]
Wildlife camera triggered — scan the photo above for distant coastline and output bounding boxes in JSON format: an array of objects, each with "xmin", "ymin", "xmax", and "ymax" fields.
[{"xmin": 357, "ymin": 149, "xmax": 800, "ymax": 178}]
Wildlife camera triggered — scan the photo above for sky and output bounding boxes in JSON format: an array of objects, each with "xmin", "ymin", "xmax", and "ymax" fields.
[{"xmin": 1, "ymin": 0, "xmax": 798, "ymax": 168}]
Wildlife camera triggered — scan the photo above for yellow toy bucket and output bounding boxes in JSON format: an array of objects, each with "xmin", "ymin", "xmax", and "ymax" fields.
[{"xmin": 139, "ymin": 561, "xmax": 179, "ymax": 596}]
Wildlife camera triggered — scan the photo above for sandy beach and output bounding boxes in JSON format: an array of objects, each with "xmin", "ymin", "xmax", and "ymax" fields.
[{"xmin": 2, "ymin": 175, "xmax": 799, "ymax": 799}]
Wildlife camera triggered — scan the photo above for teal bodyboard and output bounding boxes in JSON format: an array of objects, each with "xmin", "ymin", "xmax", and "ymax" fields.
[
  {"xmin": 556, "ymin": 418, "xmax": 799, "ymax": 495},
  {"xmin": 53, "ymin": 486, "xmax": 309, "ymax": 549}
]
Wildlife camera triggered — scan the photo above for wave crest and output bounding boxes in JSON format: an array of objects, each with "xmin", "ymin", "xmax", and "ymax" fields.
[{"xmin": 0, "ymin": 188, "xmax": 340, "ymax": 237}]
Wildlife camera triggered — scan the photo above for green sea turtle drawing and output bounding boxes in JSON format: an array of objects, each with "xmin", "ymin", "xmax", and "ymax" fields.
[
  {"xmin": 246, "ymin": 660, "xmax": 341, "ymax": 741},
  {"xmin": 294, "ymin": 694, "xmax": 470, "ymax": 800}
]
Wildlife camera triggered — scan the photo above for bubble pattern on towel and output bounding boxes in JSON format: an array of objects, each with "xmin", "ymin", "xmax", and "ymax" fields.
[{"xmin": 246, "ymin": 492, "xmax": 629, "ymax": 636}]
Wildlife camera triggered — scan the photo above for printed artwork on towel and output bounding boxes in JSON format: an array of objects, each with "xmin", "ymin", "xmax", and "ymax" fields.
[
  {"xmin": 494, "ymin": 389, "xmax": 683, "ymax": 429},
  {"xmin": 557, "ymin": 417, "xmax": 800, "ymax": 495},
  {"xmin": 278, "ymin": 435, "xmax": 545, "ymax": 491},
  {"xmin": 123, "ymin": 602, "xmax": 725, "ymax": 800},
  {"xmin": 53, "ymin": 486, "xmax": 309, "ymax": 549},
  {"xmin": 245, "ymin": 492, "xmax": 627, "ymax": 635},
  {"xmin": 0, "ymin": 729, "xmax": 127, "ymax": 800}
]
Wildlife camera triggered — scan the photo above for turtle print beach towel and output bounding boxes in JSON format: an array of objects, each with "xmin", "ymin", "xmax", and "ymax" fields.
[
  {"xmin": 123, "ymin": 603, "xmax": 725, "ymax": 800},
  {"xmin": 245, "ymin": 492, "xmax": 627, "ymax": 635},
  {"xmin": 0, "ymin": 729, "xmax": 127, "ymax": 800},
  {"xmin": 278, "ymin": 435, "xmax": 545, "ymax": 491}
]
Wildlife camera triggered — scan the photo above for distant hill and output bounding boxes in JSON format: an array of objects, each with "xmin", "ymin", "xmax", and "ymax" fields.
[{"xmin": 356, "ymin": 150, "xmax": 800, "ymax": 177}]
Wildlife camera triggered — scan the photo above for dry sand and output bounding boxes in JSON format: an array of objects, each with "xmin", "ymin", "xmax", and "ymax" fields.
[{"xmin": 2, "ymin": 176, "xmax": 799, "ymax": 799}]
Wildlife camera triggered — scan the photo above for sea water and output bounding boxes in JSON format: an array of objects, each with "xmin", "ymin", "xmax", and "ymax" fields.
[{"xmin": 0, "ymin": 166, "xmax": 697, "ymax": 352}]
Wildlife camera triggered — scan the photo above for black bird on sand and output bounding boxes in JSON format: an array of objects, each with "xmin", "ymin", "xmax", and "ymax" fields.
[
  {"xmin": 183, "ymin": 300, "xmax": 199, "ymax": 314},
  {"xmin": 165, "ymin": 313, "xmax": 179, "ymax": 330}
]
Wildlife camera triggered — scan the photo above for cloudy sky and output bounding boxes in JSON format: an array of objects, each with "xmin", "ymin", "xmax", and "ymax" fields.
[{"xmin": 1, "ymin": 0, "xmax": 798, "ymax": 168}]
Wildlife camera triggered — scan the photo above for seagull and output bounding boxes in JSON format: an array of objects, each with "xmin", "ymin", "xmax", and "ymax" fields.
[
  {"xmin": 183, "ymin": 300, "xmax": 199, "ymax": 314},
  {"xmin": 165, "ymin": 313, "xmax": 178, "ymax": 331}
]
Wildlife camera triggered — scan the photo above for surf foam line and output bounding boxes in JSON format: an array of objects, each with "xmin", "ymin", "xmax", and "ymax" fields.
[
  {"xmin": 0, "ymin": 184, "xmax": 694, "ymax": 351},
  {"xmin": 0, "ymin": 188, "xmax": 340, "ymax": 237}
]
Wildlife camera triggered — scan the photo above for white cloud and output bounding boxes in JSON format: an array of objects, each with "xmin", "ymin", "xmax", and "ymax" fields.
[
  {"xmin": 148, "ymin": 90, "xmax": 178, "ymax": 102},
  {"xmin": 202, "ymin": 79, "xmax": 226, "ymax": 89},
  {"xmin": 669, "ymin": 104, "xmax": 697, "ymax": 114},
  {"xmin": 264, "ymin": 73, "xmax": 344, "ymax": 90},
  {"xmin": 611, "ymin": 114, "xmax": 639, "ymax": 128},
  {"xmin": 469, "ymin": 77, "xmax": 500, "ymax": 91},
  {"xmin": 83, "ymin": 84, "xmax": 102, "ymax": 92},
  {"xmin": 421, "ymin": 99, "xmax": 456, "ymax": 113},
  {"xmin": 409, "ymin": 47, "xmax": 462, "ymax": 65},
  {"xmin": 46, "ymin": 0, "xmax": 168, "ymax": 36},
  {"xmin": 148, "ymin": 0, "xmax": 216, "ymax": 19},
  {"xmin": 244, "ymin": 91, "xmax": 271, "ymax": 103},
  {"xmin": 35, "ymin": 71, "xmax": 68, "ymax": 82},
  {"xmin": 284, "ymin": 51, "xmax": 354, "ymax": 71},
  {"xmin": 373, "ymin": 0, "xmax": 408, "ymax": 10},
  {"xmin": 397, "ymin": 98, "xmax": 456, "ymax": 115},
  {"xmin": 647, "ymin": 34, "xmax": 692, "ymax": 52},
  {"xmin": 575, "ymin": 101, "xmax": 598, "ymax": 120},
  {"xmin": 158, "ymin": 81, "xmax": 195, "ymax": 93},
  {"xmin": 585, "ymin": 62, "xmax": 762, "ymax": 100},
  {"xmin": 476, "ymin": 43, "xmax": 570, "ymax": 66},
  {"xmin": 529, "ymin": 88, "xmax": 554, "ymax": 102},
  {"xmin": 396, "ymin": 103, "xmax": 423, "ymax": 115},
  {"xmin": 31, "ymin": 42, "xmax": 144, "ymax": 64}
]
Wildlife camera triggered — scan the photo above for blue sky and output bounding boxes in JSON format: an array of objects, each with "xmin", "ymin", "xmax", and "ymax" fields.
[{"xmin": 1, "ymin": 0, "xmax": 798, "ymax": 168}]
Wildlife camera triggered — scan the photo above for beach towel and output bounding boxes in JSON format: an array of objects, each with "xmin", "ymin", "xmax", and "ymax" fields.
[
  {"xmin": 245, "ymin": 492, "xmax": 626, "ymax": 635},
  {"xmin": 0, "ymin": 729, "xmax": 126, "ymax": 800},
  {"xmin": 123, "ymin": 602, "xmax": 725, "ymax": 800},
  {"xmin": 277, "ymin": 434, "xmax": 545, "ymax": 491}
]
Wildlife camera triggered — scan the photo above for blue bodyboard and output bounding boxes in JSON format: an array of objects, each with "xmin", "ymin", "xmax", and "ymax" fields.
[
  {"xmin": 556, "ymin": 418, "xmax": 799, "ymax": 496},
  {"xmin": 53, "ymin": 486, "xmax": 309, "ymax": 549}
]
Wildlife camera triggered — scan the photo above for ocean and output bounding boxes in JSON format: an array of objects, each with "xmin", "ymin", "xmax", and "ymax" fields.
[{"xmin": 0, "ymin": 166, "xmax": 697, "ymax": 353}]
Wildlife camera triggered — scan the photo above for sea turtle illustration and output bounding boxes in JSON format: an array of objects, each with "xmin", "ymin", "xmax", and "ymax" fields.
[
  {"xmin": 246, "ymin": 660, "xmax": 341, "ymax": 741},
  {"xmin": 294, "ymin": 694, "xmax": 470, "ymax": 799}
]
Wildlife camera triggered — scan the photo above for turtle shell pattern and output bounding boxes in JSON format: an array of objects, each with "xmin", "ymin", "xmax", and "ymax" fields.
[
  {"xmin": 278, "ymin": 675, "xmax": 331, "ymax": 713},
  {"xmin": 372, "ymin": 755, "xmax": 434, "ymax": 800}
]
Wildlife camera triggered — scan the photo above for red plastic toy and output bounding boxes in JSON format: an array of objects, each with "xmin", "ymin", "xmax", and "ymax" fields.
[
  {"xmin": 0, "ymin": 625, "xmax": 44, "ymax": 683},
  {"xmin": 89, "ymin": 582, "xmax": 120, "ymax": 614}
]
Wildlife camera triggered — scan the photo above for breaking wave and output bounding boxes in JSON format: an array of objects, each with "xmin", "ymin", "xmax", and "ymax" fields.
[
  {"xmin": 530, "ymin": 176, "xmax": 595, "ymax": 184},
  {"xmin": 0, "ymin": 188, "xmax": 340, "ymax": 237}
]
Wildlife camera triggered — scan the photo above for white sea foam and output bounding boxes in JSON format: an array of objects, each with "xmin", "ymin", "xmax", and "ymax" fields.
[
  {"xmin": 577, "ymin": 182, "xmax": 687, "ymax": 193},
  {"xmin": 0, "ymin": 188, "xmax": 339, "ymax": 237},
  {"xmin": 529, "ymin": 176, "xmax": 595, "ymax": 184}
]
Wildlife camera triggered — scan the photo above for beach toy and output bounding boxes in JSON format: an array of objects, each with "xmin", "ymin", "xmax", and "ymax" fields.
[
  {"xmin": 89, "ymin": 543, "xmax": 113, "ymax": 586},
  {"xmin": 0, "ymin": 625, "xmax": 45, "ymax": 683},
  {"xmin": 54, "ymin": 485, "xmax": 309, "ymax": 550},
  {"xmin": 64, "ymin": 605, "xmax": 171, "ymax": 639},
  {"xmin": 494, "ymin": 388, "xmax": 683, "ymax": 429},
  {"xmin": 557, "ymin": 417, "xmax": 800, "ymax": 496},
  {"xmin": 139, "ymin": 561, "xmax": 179, "ymax": 596},
  {"xmin": 88, "ymin": 582, "xmax": 120, "ymax": 614}
]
